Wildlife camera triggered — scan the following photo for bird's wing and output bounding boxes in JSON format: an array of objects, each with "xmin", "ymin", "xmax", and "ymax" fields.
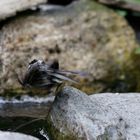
[{"xmin": 46, "ymin": 69, "xmax": 78, "ymax": 84}]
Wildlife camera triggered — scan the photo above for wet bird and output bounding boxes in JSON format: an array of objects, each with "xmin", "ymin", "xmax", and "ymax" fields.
[
  {"xmin": 18, "ymin": 59, "xmax": 79, "ymax": 93},
  {"xmin": 14, "ymin": 59, "xmax": 85, "ymax": 131}
]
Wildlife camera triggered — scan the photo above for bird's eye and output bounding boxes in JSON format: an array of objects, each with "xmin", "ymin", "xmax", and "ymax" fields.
[{"xmin": 29, "ymin": 59, "xmax": 38, "ymax": 65}]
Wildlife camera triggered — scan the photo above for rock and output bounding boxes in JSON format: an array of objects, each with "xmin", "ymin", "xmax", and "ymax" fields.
[
  {"xmin": 0, "ymin": 131, "xmax": 39, "ymax": 140},
  {"xmin": 47, "ymin": 86, "xmax": 126, "ymax": 140},
  {"xmin": 47, "ymin": 86, "xmax": 140, "ymax": 140},
  {"xmin": 0, "ymin": 0, "xmax": 138, "ymax": 94},
  {"xmin": 96, "ymin": 0, "xmax": 140, "ymax": 13},
  {"xmin": 90, "ymin": 93, "xmax": 140, "ymax": 140},
  {"xmin": 0, "ymin": 0, "xmax": 47, "ymax": 21}
]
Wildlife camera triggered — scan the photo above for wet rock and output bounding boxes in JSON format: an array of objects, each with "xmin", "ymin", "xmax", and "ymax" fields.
[
  {"xmin": 0, "ymin": 0, "xmax": 138, "ymax": 94},
  {"xmin": 0, "ymin": 131, "xmax": 39, "ymax": 140},
  {"xmin": 47, "ymin": 86, "xmax": 127, "ymax": 140},
  {"xmin": 47, "ymin": 86, "xmax": 140, "ymax": 140},
  {"xmin": 0, "ymin": 0, "xmax": 47, "ymax": 21}
]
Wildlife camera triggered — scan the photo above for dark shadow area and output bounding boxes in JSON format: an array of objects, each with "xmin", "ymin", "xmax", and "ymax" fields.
[
  {"xmin": 0, "ymin": 117, "xmax": 49, "ymax": 140},
  {"xmin": 125, "ymin": 14, "xmax": 140, "ymax": 43},
  {"xmin": 47, "ymin": 0, "xmax": 76, "ymax": 6}
]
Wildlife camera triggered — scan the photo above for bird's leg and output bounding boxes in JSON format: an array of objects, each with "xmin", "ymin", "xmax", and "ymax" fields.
[{"xmin": 55, "ymin": 82, "xmax": 65, "ymax": 96}]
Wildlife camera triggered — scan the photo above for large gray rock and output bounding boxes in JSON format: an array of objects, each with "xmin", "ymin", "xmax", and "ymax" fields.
[
  {"xmin": 48, "ymin": 86, "xmax": 126, "ymax": 140},
  {"xmin": 0, "ymin": 131, "xmax": 39, "ymax": 140},
  {"xmin": 0, "ymin": 0, "xmax": 47, "ymax": 21},
  {"xmin": 0, "ymin": 0, "xmax": 138, "ymax": 95},
  {"xmin": 91, "ymin": 93, "xmax": 140, "ymax": 140},
  {"xmin": 47, "ymin": 86, "xmax": 140, "ymax": 140}
]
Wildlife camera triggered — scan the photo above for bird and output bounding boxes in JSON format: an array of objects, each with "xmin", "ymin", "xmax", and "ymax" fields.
[
  {"xmin": 14, "ymin": 59, "xmax": 85, "ymax": 131},
  {"xmin": 18, "ymin": 59, "xmax": 79, "ymax": 93}
]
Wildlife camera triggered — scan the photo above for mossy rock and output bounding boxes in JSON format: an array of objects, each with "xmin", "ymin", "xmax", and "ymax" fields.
[{"xmin": 0, "ymin": 0, "xmax": 139, "ymax": 95}]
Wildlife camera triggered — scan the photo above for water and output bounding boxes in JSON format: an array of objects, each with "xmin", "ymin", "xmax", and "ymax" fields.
[{"xmin": 0, "ymin": 96, "xmax": 54, "ymax": 140}]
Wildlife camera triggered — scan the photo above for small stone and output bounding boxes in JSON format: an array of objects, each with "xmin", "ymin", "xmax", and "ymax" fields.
[
  {"xmin": 0, "ymin": 131, "xmax": 39, "ymax": 140},
  {"xmin": 0, "ymin": 0, "xmax": 47, "ymax": 21}
]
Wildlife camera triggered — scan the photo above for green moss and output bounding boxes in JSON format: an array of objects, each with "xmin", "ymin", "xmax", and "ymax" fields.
[
  {"xmin": 88, "ymin": 0, "xmax": 110, "ymax": 11},
  {"xmin": 46, "ymin": 116, "xmax": 79, "ymax": 140},
  {"xmin": 78, "ymin": 0, "xmax": 111, "ymax": 12},
  {"xmin": 71, "ymin": 0, "xmax": 111, "ymax": 15},
  {"xmin": 1, "ymin": 88, "xmax": 26, "ymax": 98},
  {"xmin": 2, "ymin": 87, "xmax": 50, "ymax": 98},
  {"xmin": 131, "ymin": 52, "xmax": 140, "ymax": 92}
]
